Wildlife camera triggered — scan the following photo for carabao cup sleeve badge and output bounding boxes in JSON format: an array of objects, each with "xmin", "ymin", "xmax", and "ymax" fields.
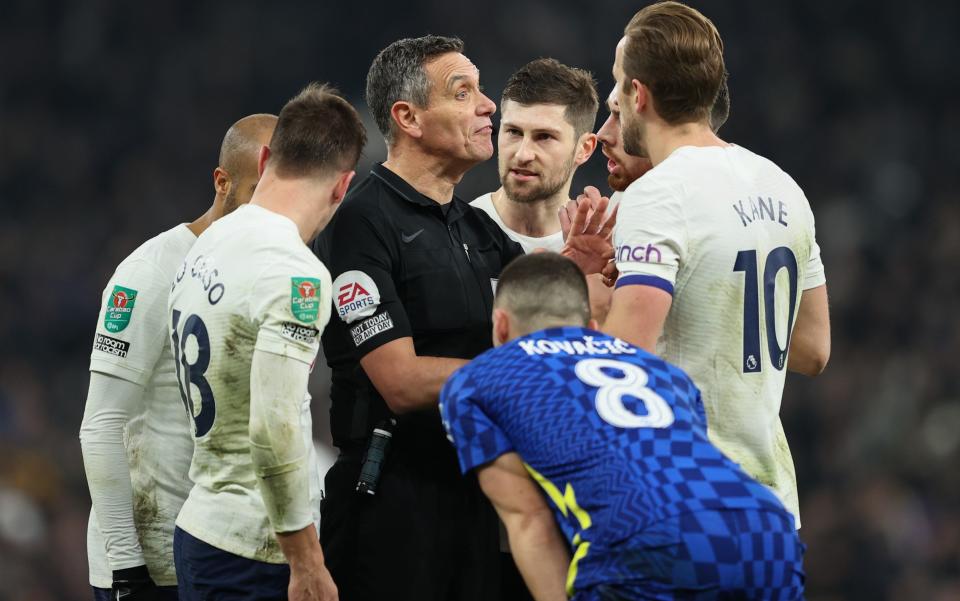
[
  {"xmin": 104, "ymin": 285, "xmax": 138, "ymax": 333},
  {"xmin": 291, "ymin": 277, "xmax": 322, "ymax": 323}
]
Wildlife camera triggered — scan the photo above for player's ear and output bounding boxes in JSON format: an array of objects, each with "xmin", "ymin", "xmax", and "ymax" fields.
[
  {"xmin": 257, "ymin": 145, "xmax": 271, "ymax": 178},
  {"xmin": 331, "ymin": 170, "xmax": 356, "ymax": 204},
  {"xmin": 587, "ymin": 318, "xmax": 600, "ymax": 330},
  {"xmin": 492, "ymin": 308, "xmax": 510, "ymax": 347},
  {"xmin": 390, "ymin": 101, "xmax": 423, "ymax": 140},
  {"xmin": 632, "ymin": 80, "xmax": 647, "ymax": 114},
  {"xmin": 213, "ymin": 166, "xmax": 230, "ymax": 196},
  {"xmin": 574, "ymin": 132, "xmax": 598, "ymax": 166}
]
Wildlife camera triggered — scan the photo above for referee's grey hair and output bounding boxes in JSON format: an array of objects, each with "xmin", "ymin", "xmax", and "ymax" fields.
[
  {"xmin": 494, "ymin": 253, "xmax": 591, "ymax": 335},
  {"xmin": 366, "ymin": 35, "xmax": 464, "ymax": 144}
]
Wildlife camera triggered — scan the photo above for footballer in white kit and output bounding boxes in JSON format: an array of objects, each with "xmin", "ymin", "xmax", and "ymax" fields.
[
  {"xmin": 80, "ymin": 114, "xmax": 277, "ymax": 599},
  {"xmin": 597, "ymin": 6, "xmax": 830, "ymax": 529},
  {"xmin": 470, "ymin": 59, "xmax": 600, "ymax": 257},
  {"xmin": 169, "ymin": 203, "xmax": 331, "ymax": 563},
  {"xmin": 614, "ymin": 145, "xmax": 825, "ymax": 525},
  {"xmin": 83, "ymin": 224, "xmax": 197, "ymax": 591}
]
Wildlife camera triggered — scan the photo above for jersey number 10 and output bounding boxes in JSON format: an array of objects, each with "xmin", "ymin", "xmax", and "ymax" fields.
[
  {"xmin": 171, "ymin": 309, "xmax": 216, "ymax": 437},
  {"xmin": 733, "ymin": 247, "xmax": 798, "ymax": 373}
]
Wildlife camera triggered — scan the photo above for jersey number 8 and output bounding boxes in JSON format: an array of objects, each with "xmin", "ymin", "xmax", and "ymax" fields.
[
  {"xmin": 574, "ymin": 358, "xmax": 674, "ymax": 429},
  {"xmin": 171, "ymin": 309, "xmax": 216, "ymax": 437}
]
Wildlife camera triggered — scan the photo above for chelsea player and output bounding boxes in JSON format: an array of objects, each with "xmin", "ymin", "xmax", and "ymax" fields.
[{"xmin": 440, "ymin": 253, "xmax": 805, "ymax": 601}]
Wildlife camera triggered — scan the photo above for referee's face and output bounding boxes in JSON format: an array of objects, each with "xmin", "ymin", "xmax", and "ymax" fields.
[{"xmin": 420, "ymin": 52, "xmax": 497, "ymax": 165}]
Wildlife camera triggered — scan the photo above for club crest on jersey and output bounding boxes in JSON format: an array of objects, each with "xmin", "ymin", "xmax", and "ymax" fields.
[
  {"xmin": 333, "ymin": 270, "xmax": 379, "ymax": 324},
  {"xmin": 104, "ymin": 285, "xmax": 138, "ymax": 333},
  {"xmin": 291, "ymin": 277, "xmax": 322, "ymax": 323}
]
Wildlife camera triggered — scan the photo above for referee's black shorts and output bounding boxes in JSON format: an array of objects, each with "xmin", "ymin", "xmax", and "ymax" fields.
[{"xmin": 320, "ymin": 445, "xmax": 512, "ymax": 601}]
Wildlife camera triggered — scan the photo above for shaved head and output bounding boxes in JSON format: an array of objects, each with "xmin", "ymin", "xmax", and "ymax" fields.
[{"xmin": 217, "ymin": 113, "xmax": 277, "ymax": 214}]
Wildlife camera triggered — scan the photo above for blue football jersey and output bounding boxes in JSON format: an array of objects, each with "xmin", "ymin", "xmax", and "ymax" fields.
[{"xmin": 439, "ymin": 327, "xmax": 791, "ymax": 593}]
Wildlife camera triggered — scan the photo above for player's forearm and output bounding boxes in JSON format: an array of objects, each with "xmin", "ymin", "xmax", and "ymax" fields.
[
  {"xmin": 503, "ymin": 511, "xmax": 571, "ymax": 601},
  {"xmin": 79, "ymin": 372, "xmax": 146, "ymax": 569},
  {"xmin": 249, "ymin": 349, "xmax": 314, "ymax": 533},
  {"xmin": 276, "ymin": 523, "xmax": 325, "ymax": 570}
]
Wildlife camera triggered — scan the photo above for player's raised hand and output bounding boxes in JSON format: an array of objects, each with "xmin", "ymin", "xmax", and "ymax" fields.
[{"xmin": 560, "ymin": 187, "xmax": 616, "ymax": 275}]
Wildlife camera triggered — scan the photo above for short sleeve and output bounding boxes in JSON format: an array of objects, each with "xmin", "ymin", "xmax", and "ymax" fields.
[
  {"xmin": 250, "ymin": 256, "xmax": 332, "ymax": 365},
  {"xmin": 89, "ymin": 259, "xmax": 169, "ymax": 385},
  {"xmin": 613, "ymin": 176, "xmax": 686, "ymax": 295},
  {"xmin": 320, "ymin": 205, "xmax": 412, "ymax": 357},
  {"xmin": 802, "ymin": 207, "xmax": 826, "ymax": 290},
  {"xmin": 439, "ymin": 367, "xmax": 513, "ymax": 474}
]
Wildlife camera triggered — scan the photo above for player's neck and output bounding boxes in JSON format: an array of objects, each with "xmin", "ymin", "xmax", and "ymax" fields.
[
  {"xmin": 187, "ymin": 204, "xmax": 217, "ymax": 237},
  {"xmin": 251, "ymin": 175, "xmax": 326, "ymax": 243},
  {"xmin": 490, "ymin": 187, "xmax": 564, "ymax": 238},
  {"xmin": 383, "ymin": 143, "xmax": 473, "ymax": 205},
  {"xmin": 647, "ymin": 120, "xmax": 724, "ymax": 166}
]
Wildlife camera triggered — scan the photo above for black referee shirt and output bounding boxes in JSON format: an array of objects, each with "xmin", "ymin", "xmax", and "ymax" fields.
[{"xmin": 312, "ymin": 163, "xmax": 523, "ymax": 454}]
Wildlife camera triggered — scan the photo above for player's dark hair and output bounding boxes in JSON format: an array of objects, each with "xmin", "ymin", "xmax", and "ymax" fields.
[
  {"xmin": 710, "ymin": 75, "xmax": 730, "ymax": 132},
  {"xmin": 501, "ymin": 58, "xmax": 600, "ymax": 138},
  {"xmin": 495, "ymin": 253, "xmax": 591, "ymax": 333},
  {"xmin": 366, "ymin": 35, "xmax": 465, "ymax": 143},
  {"xmin": 269, "ymin": 82, "xmax": 367, "ymax": 178},
  {"xmin": 623, "ymin": 1, "xmax": 725, "ymax": 125}
]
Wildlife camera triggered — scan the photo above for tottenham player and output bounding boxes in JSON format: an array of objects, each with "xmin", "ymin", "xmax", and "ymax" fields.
[
  {"xmin": 591, "ymin": 2, "xmax": 830, "ymax": 526},
  {"xmin": 169, "ymin": 84, "xmax": 365, "ymax": 601},
  {"xmin": 440, "ymin": 254, "xmax": 805, "ymax": 600},
  {"xmin": 597, "ymin": 77, "xmax": 728, "ymax": 204},
  {"xmin": 471, "ymin": 58, "xmax": 598, "ymax": 253},
  {"xmin": 80, "ymin": 113, "xmax": 276, "ymax": 600}
]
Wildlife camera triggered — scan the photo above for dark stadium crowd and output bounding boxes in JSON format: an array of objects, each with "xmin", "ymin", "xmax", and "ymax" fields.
[{"xmin": 1, "ymin": 1, "xmax": 958, "ymax": 599}]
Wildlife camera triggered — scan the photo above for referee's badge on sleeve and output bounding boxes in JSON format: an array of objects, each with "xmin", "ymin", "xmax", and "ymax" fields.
[{"xmin": 333, "ymin": 270, "xmax": 380, "ymax": 324}]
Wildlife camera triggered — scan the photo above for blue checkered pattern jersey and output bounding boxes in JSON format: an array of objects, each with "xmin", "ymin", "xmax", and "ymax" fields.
[{"xmin": 440, "ymin": 327, "xmax": 805, "ymax": 600}]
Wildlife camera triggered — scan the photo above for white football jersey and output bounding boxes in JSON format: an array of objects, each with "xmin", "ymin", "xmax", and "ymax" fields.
[
  {"xmin": 614, "ymin": 145, "xmax": 826, "ymax": 526},
  {"xmin": 87, "ymin": 224, "xmax": 197, "ymax": 587},
  {"xmin": 169, "ymin": 204, "xmax": 331, "ymax": 563},
  {"xmin": 471, "ymin": 193, "xmax": 564, "ymax": 253}
]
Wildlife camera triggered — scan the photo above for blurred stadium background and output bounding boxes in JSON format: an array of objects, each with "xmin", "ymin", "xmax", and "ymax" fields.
[{"xmin": 1, "ymin": 1, "xmax": 958, "ymax": 599}]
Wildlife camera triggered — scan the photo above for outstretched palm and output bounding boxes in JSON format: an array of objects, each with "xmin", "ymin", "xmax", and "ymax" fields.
[{"xmin": 560, "ymin": 186, "xmax": 618, "ymax": 276}]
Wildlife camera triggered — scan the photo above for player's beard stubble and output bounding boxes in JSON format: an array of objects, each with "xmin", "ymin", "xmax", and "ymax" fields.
[
  {"xmin": 621, "ymin": 113, "xmax": 647, "ymax": 160},
  {"xmin": 222, "ymin": 188, "xmax": 241, "ymax": 217},
  {"xmin": 500, "ymin": 153, "xmax": 576, "ymax": 204}
]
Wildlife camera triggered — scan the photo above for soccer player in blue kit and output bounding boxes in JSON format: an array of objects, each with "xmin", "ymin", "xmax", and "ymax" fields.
[{"xmin": 440, "ymin": 253, "xmax": 805, "ymax": 601}]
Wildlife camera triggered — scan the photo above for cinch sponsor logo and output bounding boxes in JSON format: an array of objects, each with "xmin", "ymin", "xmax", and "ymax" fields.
[
  {"xmin": 616, "ymin": 243, "xmax": 662, "ymax": 264},
  {"xmin": 337, "ymin": 282, "xmax": 375, "ymax": 316}
]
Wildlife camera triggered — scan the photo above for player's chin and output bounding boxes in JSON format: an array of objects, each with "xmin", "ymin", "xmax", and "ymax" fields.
[{"xmin": 607, "ymin": 173, "xmax": 630, "ymax": 193}]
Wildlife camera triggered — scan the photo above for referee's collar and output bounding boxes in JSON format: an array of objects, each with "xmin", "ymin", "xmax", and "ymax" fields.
[{"xmin": 370, "ymin": 162, "xmax": 466, "ymax": 220}]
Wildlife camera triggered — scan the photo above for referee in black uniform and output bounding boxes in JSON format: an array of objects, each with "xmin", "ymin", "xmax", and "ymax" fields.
[{"xmin": 312, "ymin": 36, "xmax": 528, "ymax": 601}]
